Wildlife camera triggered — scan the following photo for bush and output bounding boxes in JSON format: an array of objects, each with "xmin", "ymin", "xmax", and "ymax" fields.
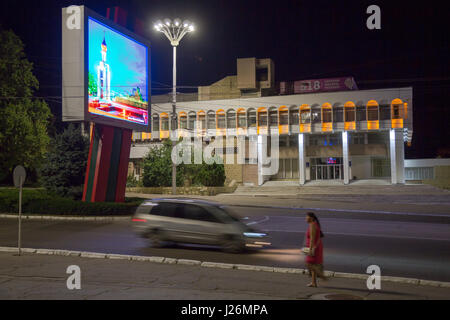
[
  {"xmin": 126, "ymin": 175, "xmax": 141, "ymax": 187},
  {"xmin": 193, "ymin": 162, "xmax": 226, "ymax": 187},
  {"xmin": 0, "ymin": 188, "xmax": 143, "ymax": 216},
  {"xmin": 142, "ymin": 139, "xmax": 184, "ymax": 187}
]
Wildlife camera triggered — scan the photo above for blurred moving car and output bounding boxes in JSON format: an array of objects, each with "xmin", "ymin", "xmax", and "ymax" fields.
[{"xmin": 131, "ymin": 198, "xmax": 271, "ymax": 253}]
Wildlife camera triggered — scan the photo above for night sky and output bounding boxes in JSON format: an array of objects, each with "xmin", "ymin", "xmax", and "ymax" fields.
[{"xmin": 0, "ymin": 0, "xmax": 449, "ymax": 158}]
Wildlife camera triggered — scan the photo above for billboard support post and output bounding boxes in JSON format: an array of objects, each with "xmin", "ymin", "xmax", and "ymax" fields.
[{"xmin": 82, "ymin": 123, "xmax": 132, "ymax": 202}]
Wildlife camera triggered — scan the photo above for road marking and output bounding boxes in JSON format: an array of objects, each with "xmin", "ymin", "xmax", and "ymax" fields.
[{"xmin": 246, "ymin": 216, "xmax": 270, "ymax": 226}]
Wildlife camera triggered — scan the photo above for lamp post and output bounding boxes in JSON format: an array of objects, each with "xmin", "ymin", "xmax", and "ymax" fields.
[{"xmin": 154, "ymin": 18, "xmax": 195, "ymax": 195}]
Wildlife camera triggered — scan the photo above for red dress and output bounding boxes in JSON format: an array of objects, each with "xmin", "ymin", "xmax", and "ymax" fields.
[{"xmin": 305, "ymin": 222, "xmax": 323, "ymax": 265}]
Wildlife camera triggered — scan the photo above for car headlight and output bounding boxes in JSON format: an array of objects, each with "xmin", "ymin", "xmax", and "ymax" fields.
[{"xmin": 243, "ymin": 232, "xmax": 267, "ymax": 238}]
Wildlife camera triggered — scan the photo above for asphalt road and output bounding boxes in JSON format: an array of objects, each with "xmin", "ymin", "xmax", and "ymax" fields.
[{"xmin": 1, "ymin": 206, "xmax": 449, "ymax": 282}]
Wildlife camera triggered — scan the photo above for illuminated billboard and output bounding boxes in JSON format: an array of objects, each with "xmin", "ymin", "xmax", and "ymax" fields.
[{"xmin": 62, "ymin": 6, "xmax": 151, "ymax": 131}]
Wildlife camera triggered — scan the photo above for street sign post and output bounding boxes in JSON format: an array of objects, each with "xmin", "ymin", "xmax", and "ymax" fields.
[{"xmin": 13, "ymin": 165, "xmax": 26, "ymax": 256}]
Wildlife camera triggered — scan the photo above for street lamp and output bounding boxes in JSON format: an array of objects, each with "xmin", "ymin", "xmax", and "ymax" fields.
[{"xmin": 154, "ymin": 18, "xmax": 195, "ymax": 195}]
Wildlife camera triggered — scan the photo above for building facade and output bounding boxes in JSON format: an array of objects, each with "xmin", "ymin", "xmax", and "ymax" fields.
[{"xmin": 129, "ymin": 58, "xmax": 413, "ymax": 186}]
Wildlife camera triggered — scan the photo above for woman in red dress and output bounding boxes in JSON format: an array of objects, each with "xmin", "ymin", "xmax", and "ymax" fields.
[{"xmin": 305, "ymin": 212, "xmax": 327, "ymax": 287}]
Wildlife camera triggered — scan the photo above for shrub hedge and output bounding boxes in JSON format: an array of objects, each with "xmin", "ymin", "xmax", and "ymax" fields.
[{"xmin": 0, "ymin": 188, "xmax": 143, "ymax": 216}]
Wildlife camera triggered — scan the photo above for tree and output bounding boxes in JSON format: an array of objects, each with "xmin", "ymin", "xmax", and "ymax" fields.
[
  {"xmin": 142, "ymin": 139, "xmax": 226, "ymax": 188},
  {"xmin": 0, "ymin": 29, "xmax": 51, "ymax": 184},
  {"xmin": 142, "ymin": 139, "xmax": 184, "ymax": 187},
  {"xmin": 40, "ymin": 124, "xmax": 89, "ymax": 199}
]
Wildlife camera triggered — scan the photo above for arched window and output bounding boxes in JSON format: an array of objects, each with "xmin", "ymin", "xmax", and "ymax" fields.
[
  {"xmin": 367, "ymin": 100, "xmax": 379, "ymax": 121},
  {"xmin": 344, "ymin": 101, "xmax": 356, "ymax": 130},
  {"xmin": 279, "ymin": 106, "xmax": 289, "ymax": 134},
  {"xmin": 321, "ymin": 103, "xmax": 332, "ymax": 132},
  {"xmin": 248, "ymin": 108, "xmax": 256, "ymax": 128},
  {"xmin": 207, "ymin": 110, "xmax": 215, "ymax": 130},
  {"xmin": 300, "ymin": 104, "xmax": 311, "ymax": 124},
  {"xmin": 366, "ymin": 100, "xmax": 379, "ymax": 130},
  {"xmin": 160, "ymin": 113, "xmax": 169, "ymax": 131},
  {"xmin": 257, "ymin": 107, "xmax": 268, "ymax": 134},
  {"xmin": 197, "ymin": 110, "xmax": 206, "ymax": 131},
  {"xmin": 279, "ymin": 106, "xmax": 289, "ymax": 125},
  {"xmin": 217, "ymin": 109, "xmax": 226, "ymax": 129},
  {"xmin": 160, "ymin": 113, "xmax": 170, "ymax": 139},
  {"xmin": 300, "ymin": 104, "xmax": 311, "ymax": 133},
  {"xmin": 391, "ymin": 98, "xmax": 404, "ymax": 129},
  {"xmin": 170, "ymin": 113, "xmax": 177, "ymax": 130},
  {"xmin": 322, "ymin": 103, "xmax": 332, "ymax": 122},
  {"xmin": 179, "ymin": 111, "xmax": 187, "ymax": 129},
  {"xmin": 269, "ymin": 107, "xmax": 278, "ymax": 127},
  {"xmin": 391, "ymin": 98, "xmax": 404, "ymax": 119},
  {"xmin": 152, "ymin": 114, "xmax": 160, "ymax": 132},
  {"xmin": 333, "ymin": 103, "xmax": 344, "ymax": 123},
  {"xmin": 289, "ymin": 105, "xmax": 299, "ymax": 126},
  {"xmin": 257, "ymin": 107, "xmax": 268, "ymax": 127},
  {"xmin": 356, "ymin": 103, "xmax": 366, "ymax": 121},
  {"xmin": 379, "ymin": 102, "xmax": 390, "ymax": 121},
  {"xmin": 344, "ymin": 101, "xmax": 356, "ymax": 122},
  {"xmin": 226, "ymin": 109, "xmax": 236, "ymax": 129},
  {"xmin": 311, "ymin": 104, "xmax": 321, "ymax": 124},
  {"xmin": 188, "ymin": 111, "xmax": 196, "ymax": 130},
  {"xmin": 237, "ymin": 108, "xmax": 246, "ymax": 128}
]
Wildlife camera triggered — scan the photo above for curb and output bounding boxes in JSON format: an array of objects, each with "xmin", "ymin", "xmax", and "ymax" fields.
[
  {"xmin": 0, "ymin": 214, "xmax": 130, "ymax": 221},
  {"xmin": 1, "ymin": 246, "xmax": 449, "ymax": 289}
]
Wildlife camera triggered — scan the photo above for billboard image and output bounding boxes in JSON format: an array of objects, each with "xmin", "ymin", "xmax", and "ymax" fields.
[{"xmin": 87, "ymin": 17, "xmax": 148, "ymax": 126}]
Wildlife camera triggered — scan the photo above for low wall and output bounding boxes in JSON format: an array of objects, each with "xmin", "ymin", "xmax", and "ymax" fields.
[
  {"xmin": 423, "ymin": 179, "xmax": 450, "ymax": 190},
  {"xmin": 126, "ymin": 185, "xmax": 237, "ymax": 196},
  {"xmin": 424, "ymin": 165, "xmax": 450, "ymax": 190}
]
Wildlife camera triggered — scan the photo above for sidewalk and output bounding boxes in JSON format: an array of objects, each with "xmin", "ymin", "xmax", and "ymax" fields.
[{"xmin": 1, "ymin": 252, "xmax": 449, "ymax": 300}]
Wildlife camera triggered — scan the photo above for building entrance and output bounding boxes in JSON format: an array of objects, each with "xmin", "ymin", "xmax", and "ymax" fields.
[
  {"xmin": 274, "ymin": 158, "xmax": 299, "ymax": 180},
  {"xmin": 310, "ymin": 157, "xmax": 343, "ymax": 180}
]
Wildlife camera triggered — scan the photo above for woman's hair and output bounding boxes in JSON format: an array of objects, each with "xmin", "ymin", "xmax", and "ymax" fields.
[{"xmin": 307, "ymin": 212, "xmax": 324, "ymax": 238}]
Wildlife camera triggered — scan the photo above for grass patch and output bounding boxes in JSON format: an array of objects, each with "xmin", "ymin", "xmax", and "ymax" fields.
[{"xmin": 0, "ymin": 188, "xmax": 144, "ymax": 216}]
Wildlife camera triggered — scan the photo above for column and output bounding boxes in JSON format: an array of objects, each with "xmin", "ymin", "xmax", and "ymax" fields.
[
  {"xmin": 342, "ymin": 131, "xmax": 349, "ymax": 184},
  {"xmin": 257, "ymin": 135, "xmax": 264, "ymax": 186},
  {"xmin": 390, "ymin": 129, "xmax": 405, "ymax": 184},
  {"xmin": 298, "ymin": 133, "xmax": 306, "ymax": 185}
]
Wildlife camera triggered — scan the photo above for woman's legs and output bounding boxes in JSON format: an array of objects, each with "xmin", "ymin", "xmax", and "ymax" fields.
[
  {"xmin": 308, "ymin": 268, "xmax": 317, "ymax": 287},
  {"xmin": 317, "ymin": 265, "xmax": 328, "ymax": 280}
]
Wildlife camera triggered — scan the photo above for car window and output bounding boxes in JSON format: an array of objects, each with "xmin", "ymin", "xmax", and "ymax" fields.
[
  {"xmin": 183, "ymin": 204, "xmax": 220, "ymax": 223},
  {"xmin": 136, "ymin": 202, "xmax": 157, "ymax": 214},
  {"xmin": 149, "ymin": 204, "xmax": 161, "ymax": 215},
  {"xmin": 207, "ymin": 206, "xmax": 240, "ymax": 223},
  {"xmin": 156, "ymin": 202, "xmax": 178, "ymax": 217},
  {"xmin": 173, "ymin": 203, "xmax": 185, "ymax": 219}
]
